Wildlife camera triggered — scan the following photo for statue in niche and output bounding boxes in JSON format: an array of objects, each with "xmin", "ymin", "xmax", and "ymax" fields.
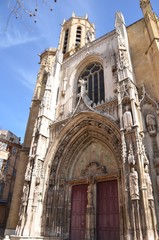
[
  {"xmin": 21, "ymin": 183, "xmax": 29, "ymax": 206},
  {"xmin": 128, "ymin": 144, "xmax": 135, "ymax": 165},
  {"xmin": 144, "ymin": 165, "xmax": 153, "ymax": 200},
  {"xmin": 146, "ymin": 113, "xmax": 157, "ymax": 136},
  {"xmin": 31, "ymin": 142, "xmax": 37, "ymax": 158},
  {"xmin": 129, "ymin": 167, "xmax": 139, "ymax": 200},
  {"xmin": 123, "ymin": 105, "xmax": 133, "ymax": 132}
]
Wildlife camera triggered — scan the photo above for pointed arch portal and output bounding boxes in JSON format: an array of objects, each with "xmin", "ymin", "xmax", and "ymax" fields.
[{"xmin": 43, "ymin": 113, "xmax": 122, "ymax": 239}]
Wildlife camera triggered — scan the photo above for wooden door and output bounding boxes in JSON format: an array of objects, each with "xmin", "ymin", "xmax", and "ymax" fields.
[
  {"xmin": 97, "ymin": 180, "xmax": 120, "ymax": 240},
  {"xmin": 70, "ymin": 184, "xmax": 88, "ymax": 240}
]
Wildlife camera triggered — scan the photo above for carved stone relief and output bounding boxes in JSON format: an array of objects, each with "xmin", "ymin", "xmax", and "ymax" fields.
[
  {"xmin": 81, "ymin": 161, "xmax": 107, "ymax": 177},
  {"xmin": 95, "ymin": 98, "xmax": 118, "ymax": 121},
  {"xmin": 50, "ymin": 119, "xmax": 121, "ymax": 180},
  {"xmin": 116, "ymin": 79, "xmax": 138, "ymax": 104},
  {"xmin": 25, "ymin": 159, "xmax": 33, "ymax": 182},
  {"xmin": 146, "ymin": 113, "xmax": 157, "ymax": 136},
  {"xmin": 61, "ymin": 132, "xmax": 120, "ymax": 177},
  {"xmin": 117, "ymin": 41, "xmax": 129, "ymax": 71}
]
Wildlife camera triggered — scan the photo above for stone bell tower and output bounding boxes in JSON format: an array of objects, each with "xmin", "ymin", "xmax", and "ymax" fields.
[{"xmin": 58, "ymin": 12, "xmax": 95, "ymax": 58}]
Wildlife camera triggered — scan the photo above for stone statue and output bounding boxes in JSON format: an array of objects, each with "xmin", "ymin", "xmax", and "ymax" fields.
[
  {"xmin": 146, "ymin": 114, "xmax": 157, "ymax": 136},
  {"xmin": 129, "ymin": 168, "xmax": 139, "ymax": 200},
  {"xmin": 21, "ymin": 184, "xmax": 29, "ymax": 206},
  {"xmin": 128, "ymin": 144, "xmax": 135, "ymax": 165},
  {"xmin": 123, "ymin": 106, "xmax": 133, "ymax": 132},
  {"xmin": 144, "ymin": 165, "xmax": 153, "ymax": 200},
  {"xmin": 78, "ymin": 78, "xmax": 87, "ymax": 97},
  {"xmin": 31, "ymin": 142, "xmax": 37, "ymax": 157}
]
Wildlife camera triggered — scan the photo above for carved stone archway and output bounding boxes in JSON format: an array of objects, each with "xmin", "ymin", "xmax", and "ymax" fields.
[{"xmin": 42, "ymin": 114, "xmax": 122, "ymax": 239}]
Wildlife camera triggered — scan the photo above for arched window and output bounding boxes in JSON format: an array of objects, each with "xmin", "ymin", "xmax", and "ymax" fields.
[
  {"xmin": 75, "ymin": 26, "xmax": 81, "ymax": 47},
  {"xmin": 63, "ymin": 29, "xmax": 69, "ymax": 54},
  {"xmin": 78, "ymin": 62, "xmax": 105, "ymax": 104}
]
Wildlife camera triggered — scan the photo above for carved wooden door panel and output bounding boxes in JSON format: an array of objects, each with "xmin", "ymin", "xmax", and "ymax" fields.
[
  {"xmin": 97, "ymin": 180, "xmax": 120, "ymax": 240},
  {"xmin": 70, "ymin": 184, "xmax": 88, "ymax": 240}
]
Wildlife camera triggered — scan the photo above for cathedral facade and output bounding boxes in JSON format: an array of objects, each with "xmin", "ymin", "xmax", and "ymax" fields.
[{"xmin": 5, "ymin": 1, "xmax": 159, "ymax": 239}]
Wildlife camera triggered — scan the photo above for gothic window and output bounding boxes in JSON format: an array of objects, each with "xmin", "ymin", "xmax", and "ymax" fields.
[
  {"xmin": 75, "ymin": 26, "xmax": 81, "ymax": 47},
  {"xmin": 63, "ymin": 29, "xmax": 69, "ymax": 54},
  {"xmin": 78, "ymin": 62, "xmax": 105, "ymax": 104}
]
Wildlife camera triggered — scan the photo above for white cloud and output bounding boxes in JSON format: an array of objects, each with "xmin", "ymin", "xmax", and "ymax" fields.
[
  {"xmin": 15, "ymin": 67, "xmax": 37, "ymax": 90},
  {"xmin": 0, "ymin": 29, "xmax": 38, "ymax": 48}
]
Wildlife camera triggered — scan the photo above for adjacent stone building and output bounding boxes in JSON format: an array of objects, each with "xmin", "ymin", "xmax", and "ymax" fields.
[
  {"xmin": 0, "ymin": 130, "xmax": 21, "ymax": 237},
  {"xmin": 5, "ymin": 0, "xmax": 159, "ymax": 239}
]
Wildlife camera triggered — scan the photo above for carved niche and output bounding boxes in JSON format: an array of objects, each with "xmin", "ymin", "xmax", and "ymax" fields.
[{"xmin": 123, "ymin": 105, "xmax": 133, "ymax": 132}]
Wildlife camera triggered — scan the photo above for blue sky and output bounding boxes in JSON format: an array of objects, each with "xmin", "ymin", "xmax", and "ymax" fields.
[{"xmin": 0, "ymin": 0, "xmax": 159, "ymax": 143}]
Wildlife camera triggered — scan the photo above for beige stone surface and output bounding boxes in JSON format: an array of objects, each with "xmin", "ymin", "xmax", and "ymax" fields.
[{"xmin": 127, "ymin": 18, "xmax": 159, "ymax": 100}]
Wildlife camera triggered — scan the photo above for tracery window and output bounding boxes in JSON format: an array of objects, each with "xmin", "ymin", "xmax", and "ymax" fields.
[
  {"xmin": 75, "ymin": 26, "xmax": 81, "ymax": 47},
  {"xmin": 63, "ymin": 29, "xmax": 69, "ymax": 54},
  {"xmin": 78, "ymin": 62, "xmax": 105, "ymax": 104}
]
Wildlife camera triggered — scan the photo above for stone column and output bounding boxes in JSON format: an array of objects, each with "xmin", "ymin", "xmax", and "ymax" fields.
[{"xmin": 85, "ymin": 183, "xmax": 95, "ymax": 240}]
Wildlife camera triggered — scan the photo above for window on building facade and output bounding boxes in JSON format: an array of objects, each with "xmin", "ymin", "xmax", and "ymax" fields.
[
  {"xmin": 78, "ymin": 62, "xmax": 105, "ymax": 104},
  {"xmin": 63, "ymin": 29, "xmax": 69, "ymax": 54},
  {"xmin": 75, "ymin": 26, "xmax": 81, "ymax": 47}
]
